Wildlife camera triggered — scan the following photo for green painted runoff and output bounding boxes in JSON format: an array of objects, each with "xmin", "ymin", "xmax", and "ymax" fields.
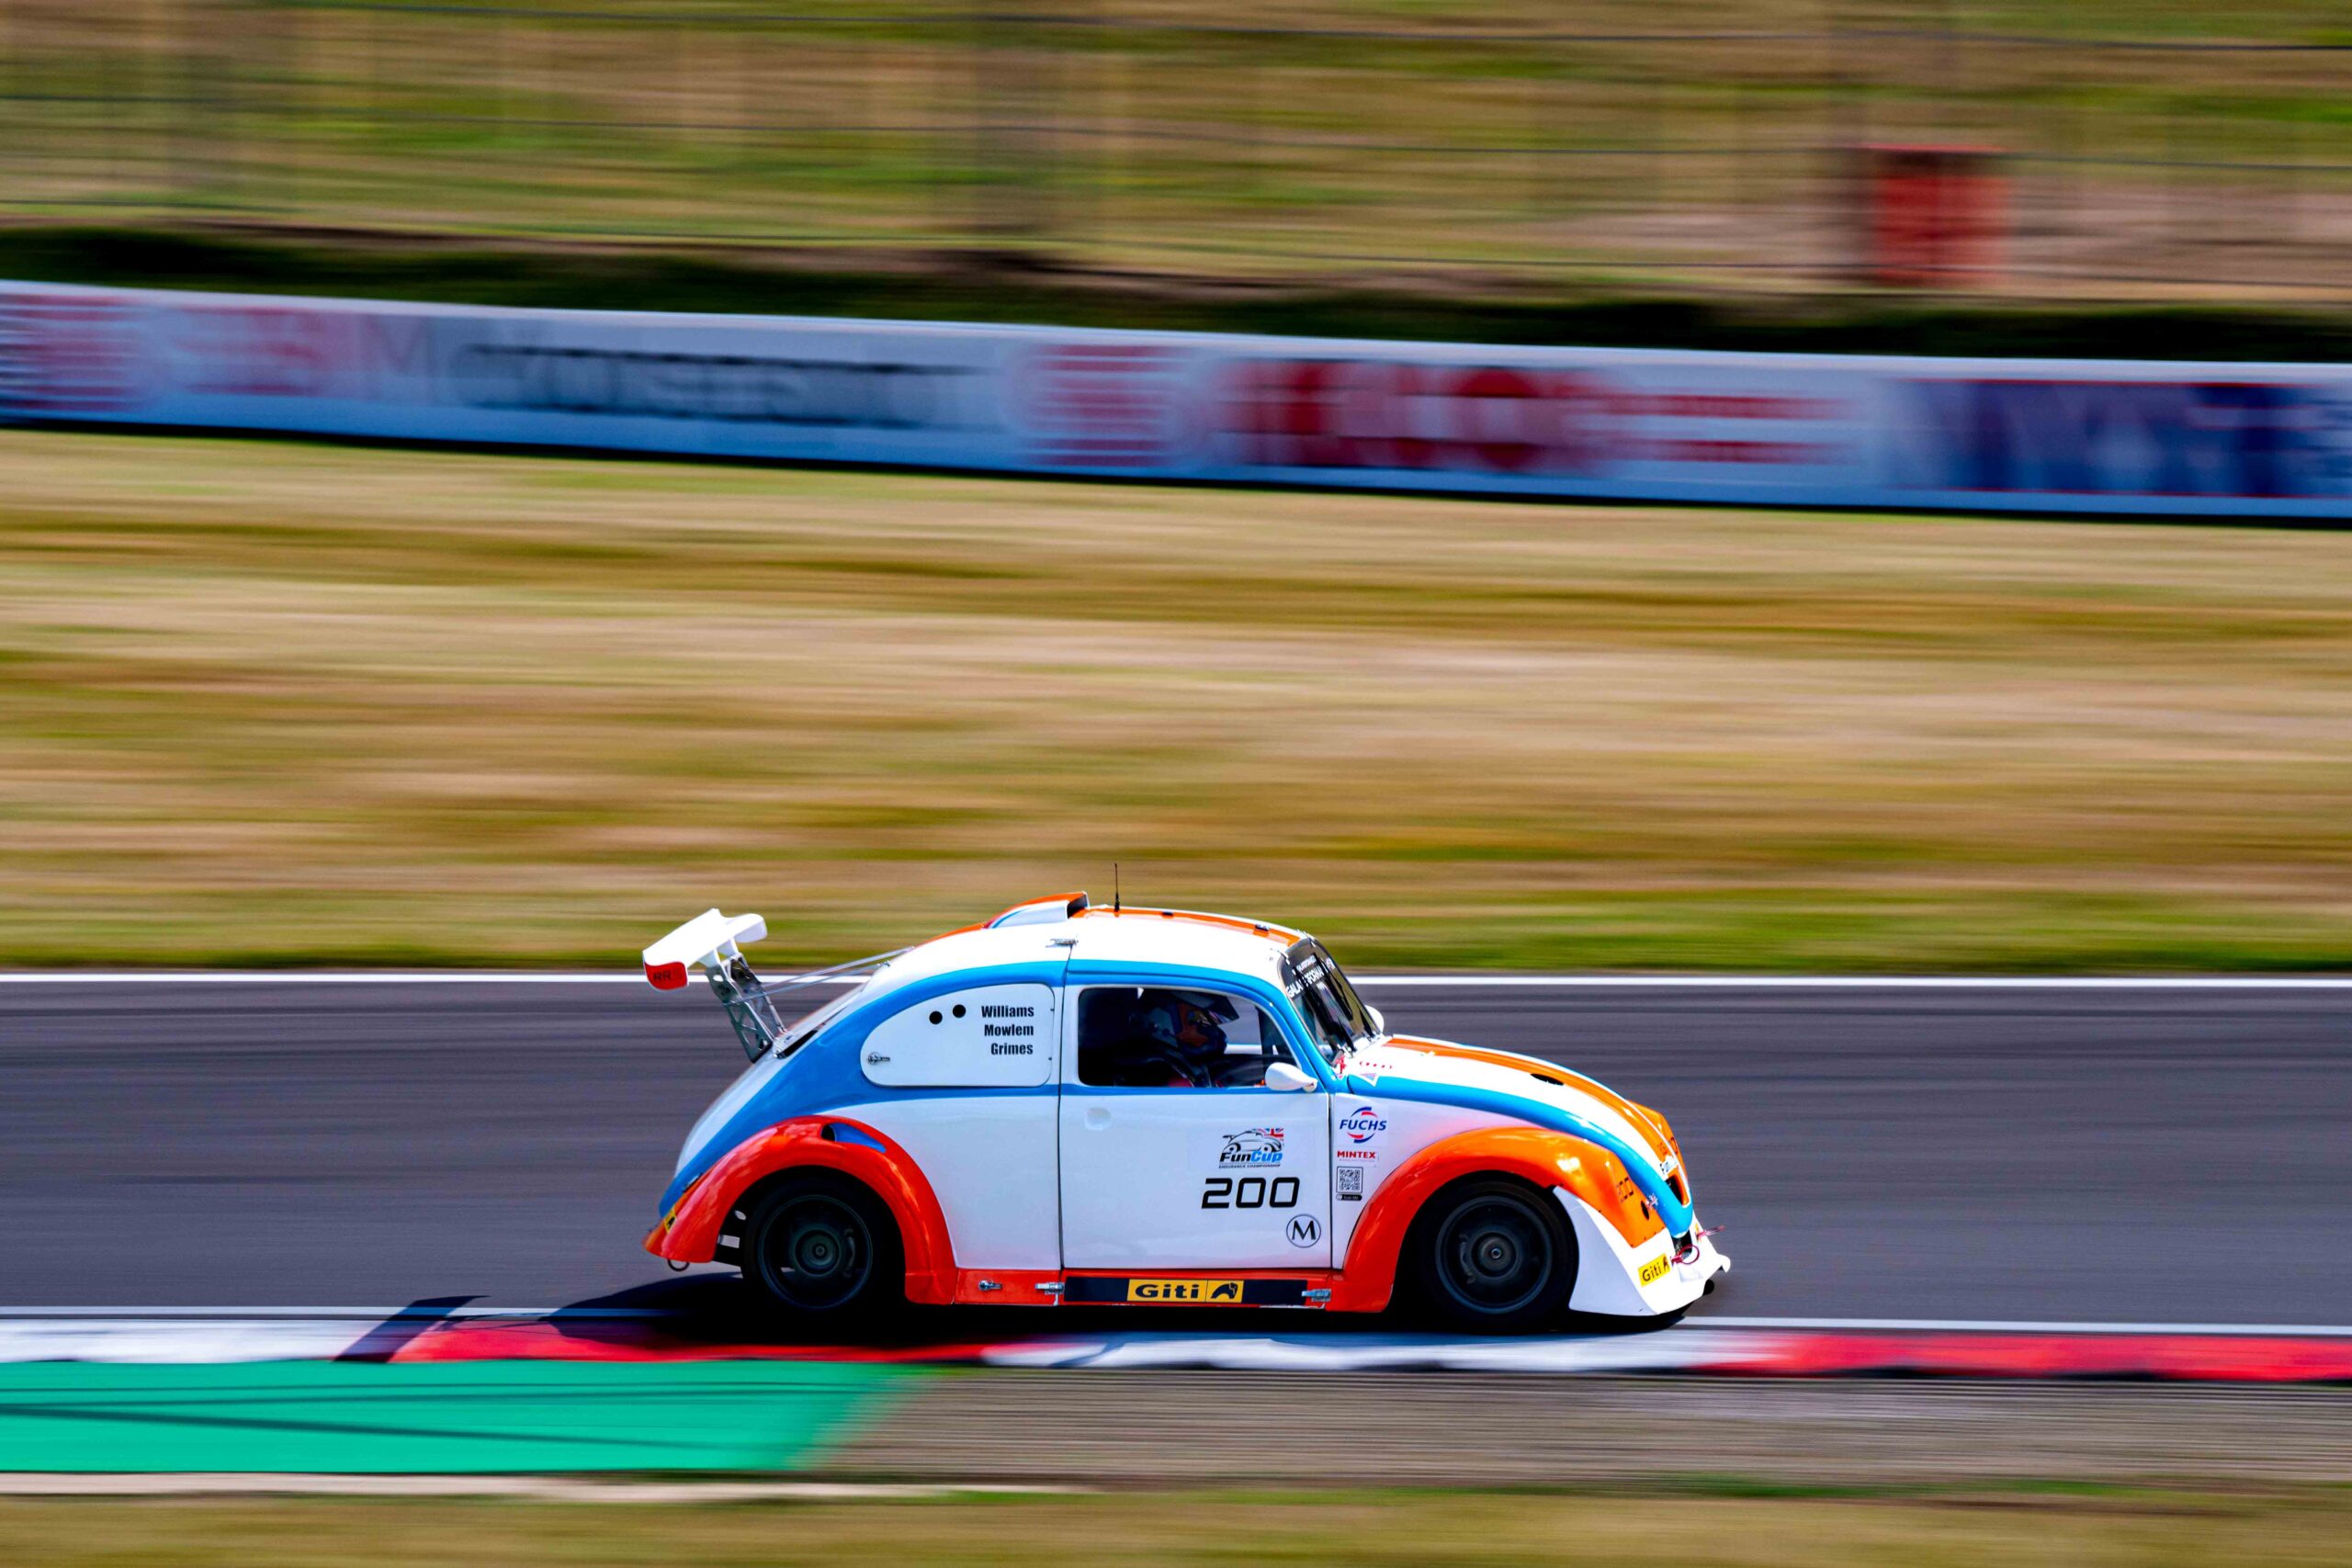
[{"xmin": 0, "ymin": 1361, "xmax": 915, "ymax": 1474}]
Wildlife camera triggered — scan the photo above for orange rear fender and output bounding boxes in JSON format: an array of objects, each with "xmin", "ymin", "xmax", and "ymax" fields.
[{"xmin": 644, "ymin": 1117, "xmax": 959, "ymax": 1306}]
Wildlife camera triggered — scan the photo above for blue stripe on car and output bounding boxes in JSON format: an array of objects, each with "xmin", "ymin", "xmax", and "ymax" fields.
[
  {"xmin": 1347, "ymin": 1072, "xmax": 1695, "ymax": 1237},
  {"xmin": 660, "ymin": 959, "xmax": 1071, "ymax": 1213}
]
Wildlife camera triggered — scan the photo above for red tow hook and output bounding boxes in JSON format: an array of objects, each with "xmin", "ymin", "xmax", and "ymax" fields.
[{"xmin": 1675, "ymin": 1223, "xmax": 1725, "ymax": 1265}]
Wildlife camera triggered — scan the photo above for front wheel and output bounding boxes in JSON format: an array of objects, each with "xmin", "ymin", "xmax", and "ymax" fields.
[
  {"xmin": 741, "ymin": 1174, "xmax": 904, "ymax": 1322},
  {"xmin": 1412, "ymin": 1178, "xmax": 1577, "ymax": 1333}
]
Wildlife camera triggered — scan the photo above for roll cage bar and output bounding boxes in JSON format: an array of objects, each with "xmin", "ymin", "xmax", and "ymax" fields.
[{"xmin": 707, "ymin": 947, "xmax": 906, "ymax": 1063}]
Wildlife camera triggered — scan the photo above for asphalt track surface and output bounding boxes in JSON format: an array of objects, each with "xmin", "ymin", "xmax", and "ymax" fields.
[{"xmin": 4, "ymin": 979, "xmax": 2347, "ymax": 1323}]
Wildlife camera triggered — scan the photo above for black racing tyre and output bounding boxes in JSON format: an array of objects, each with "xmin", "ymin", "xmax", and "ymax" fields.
[
  {"xmin": 741, "ymin": 1173, "xmax": 904, "ymax": 1322},
  {"xmin": 1410, "ymin": 1178, "xmax": 1578, "ymax": 1334}
]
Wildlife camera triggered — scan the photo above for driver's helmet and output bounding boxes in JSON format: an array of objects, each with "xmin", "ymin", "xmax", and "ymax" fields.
[{"xmin": 1132, "ymin": 988, "xmax": 1239, "ymax": 1068}]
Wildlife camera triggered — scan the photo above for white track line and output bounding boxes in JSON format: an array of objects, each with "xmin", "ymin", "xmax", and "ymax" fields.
[{"xmin": 3, "ymin": 971, "xmax": 2351, "ymax": 988}]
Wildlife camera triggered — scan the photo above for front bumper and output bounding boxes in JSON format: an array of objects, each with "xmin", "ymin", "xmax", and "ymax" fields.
[{"xmin": 1555, "ymin": 1188, "xmax": 1731, "ymax": 1317}]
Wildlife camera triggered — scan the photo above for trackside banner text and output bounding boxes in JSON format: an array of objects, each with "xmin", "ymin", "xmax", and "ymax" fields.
[{"xmin": 5, "ymin": 281, "xmax": 2349, "ymax": 516}]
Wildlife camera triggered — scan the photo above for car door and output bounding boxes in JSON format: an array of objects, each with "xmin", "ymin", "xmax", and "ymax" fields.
[
  {"xmin": 843, "ymin": 976, "xmax": 1064, "ymax": 1271},
  {"xmin": 1057, "ymin": 980, "xmax": 1331, "ymax": 1269}
]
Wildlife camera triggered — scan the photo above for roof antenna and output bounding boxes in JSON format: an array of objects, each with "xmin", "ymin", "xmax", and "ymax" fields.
[{"xmin": 1114, "ymin": 863, "xmax": 1121, "ymax": 913}]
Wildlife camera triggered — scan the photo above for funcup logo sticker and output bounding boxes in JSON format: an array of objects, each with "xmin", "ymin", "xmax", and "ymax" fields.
[
  {"xmin": 1338, "ymin": 1105, "xmax": 1387, "ymax": 1145},
  {"xmin": 1218, "ymin": 1128, "xmax": 1285, "ymax": 1167}
]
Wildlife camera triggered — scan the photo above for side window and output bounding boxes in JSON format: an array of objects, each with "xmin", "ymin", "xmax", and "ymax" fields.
[
  {"xmin": 1076, "ymin": 986, "xmax": 1295, "ymax": 1089},
  {"xmin": 860, "ymin": 984, "xmax": 1057, "ymax": 1088}
]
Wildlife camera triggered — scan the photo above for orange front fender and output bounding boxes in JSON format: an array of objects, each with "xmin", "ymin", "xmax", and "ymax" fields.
[
  {"xmin": 1329, "ymin": 1124, "xmax": 1668, "ymax": 1314},
  {"xmin": 1392, "ymin": 1034, "xmax": 1683, "ymax": 1175},
  {"xmin": 643, "ymin": 1117, "xmax": 960, "ymax": 1307}
]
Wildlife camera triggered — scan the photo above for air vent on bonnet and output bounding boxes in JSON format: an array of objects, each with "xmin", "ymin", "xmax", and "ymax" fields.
[{"xmin": 1530, "ymin": 1071, "xmax": 1565, "ymax": 1086}]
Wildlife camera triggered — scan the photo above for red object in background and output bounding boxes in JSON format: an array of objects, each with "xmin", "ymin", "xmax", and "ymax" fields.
[{"xmin": 1863, "ymin": 145, "xmax": 2006, "ymax": 287}]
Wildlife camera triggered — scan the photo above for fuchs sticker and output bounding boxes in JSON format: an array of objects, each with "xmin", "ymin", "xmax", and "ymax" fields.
[
  {"xmin": 1638, "ymin": 1255, "xmax": 1672, "ymax": 1287},
  {"xmin": 1128, "ymin": 1279, "xmax": 1243, "ymax": 1303},
  {"xmin": 1217, "ymin": 1127, "xmax": 1285, "ymax": 1167},
  {"xmin": 1337, "ymin": 1105, "xmax": 1387, "ymax": 1144}
]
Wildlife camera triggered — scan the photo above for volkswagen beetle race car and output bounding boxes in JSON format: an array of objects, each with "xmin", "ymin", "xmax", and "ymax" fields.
[{"xmin": 643, "ymin": 894, "xmax": 1728, "ymax": 1331}]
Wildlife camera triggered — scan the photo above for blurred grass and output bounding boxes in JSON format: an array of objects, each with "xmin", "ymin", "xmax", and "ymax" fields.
[
  {"xmin": 5, "ymin": 1485, "xmax": 2352, "ymax": 1566},
  {"xmin": 3, "ymin": 428, "xmax": 2352, "ymax": 972}
]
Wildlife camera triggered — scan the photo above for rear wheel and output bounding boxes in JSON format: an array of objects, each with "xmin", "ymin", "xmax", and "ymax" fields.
[
  {"xmin": 1412, "ymin": 1178, "xmax": 1577, "ymax": 1333},
  {"xmin": 741, "ymin": 1174, "xmax": 903, "ymax": 1322}
]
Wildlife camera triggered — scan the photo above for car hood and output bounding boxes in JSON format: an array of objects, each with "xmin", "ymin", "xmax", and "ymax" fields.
[{"xmin": 1343, "ymin": 1033, "xmax": 1683, "ymax": 1193}]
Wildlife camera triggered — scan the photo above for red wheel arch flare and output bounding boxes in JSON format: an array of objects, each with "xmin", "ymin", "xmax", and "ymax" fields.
[
  {"xmin": 643, "ymin": 1117, "xmax": 960, "ymax": 1307},
  {"xmin": 1326, "ymin": 1124, "xmax": 1668, "ymax": 1314}
]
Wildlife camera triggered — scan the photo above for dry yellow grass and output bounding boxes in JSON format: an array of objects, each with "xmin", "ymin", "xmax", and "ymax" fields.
[
  {"xmin": 3, "ymin": 428, "xmax": 2350, "ymax": 969},
  {"xmin": 3, "ymin": 1487, "xmax": 2351, "ymax": 1568}
]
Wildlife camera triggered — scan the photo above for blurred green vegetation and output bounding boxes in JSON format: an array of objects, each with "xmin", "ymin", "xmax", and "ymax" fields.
[
  {"xmin": 4, "ymin": 429, "xmax": 2350, "ymax": 972},
  {"xmin": 16, "ymin": 224, "xmax": 2352, "ymax": 360},
  {"xmin": 2, "ymin": 1, "xmax": 2350, "ymax": 304}
]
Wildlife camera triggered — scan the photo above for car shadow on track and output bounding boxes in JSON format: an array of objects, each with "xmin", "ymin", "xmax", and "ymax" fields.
[{"xmin": 539, "ymin": 1273, "xmax": 1692, "ymax": 1354}]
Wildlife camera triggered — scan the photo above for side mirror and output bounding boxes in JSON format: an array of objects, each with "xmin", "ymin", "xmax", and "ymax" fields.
[
  {"xmin": 1366, "ymin": 1005, "xmax": 1386, "ymax": 1035},
  {"xmin": 1263, "ymin": 1061, "xmax": 1317, "ymax": 1092}
]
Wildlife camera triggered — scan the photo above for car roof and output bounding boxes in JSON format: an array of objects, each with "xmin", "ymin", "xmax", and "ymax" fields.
[{"xmin": 854, "ymin": 902, "xmax": 1300, "ymax": 1005}]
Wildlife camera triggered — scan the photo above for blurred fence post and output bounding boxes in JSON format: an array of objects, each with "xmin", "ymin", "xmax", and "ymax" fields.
[
  {"xmin": 202, "ymin": 0, "xmax": 239, "ymax": 213},
  {"xmin": 1096, "ymin": 12, "xmax": 1120, "ymax": 256},
  {"xmin": 1035, "ymin": 15, "xmax": 1060, "ymax": 245},
  {"xmin": 0, "ymin": 0, "xmax": 14, "ymax": 210},
  {"xmin": 967, "ymin": 6, "xmax": 994, "ymax": 242},
  {"xmin": 1826, "ymin": 5, "xmax": 1865, "ymax": 280},
  {"xmin": 275, "ymin": 0, "xmax": 300, "ymax": 220}
]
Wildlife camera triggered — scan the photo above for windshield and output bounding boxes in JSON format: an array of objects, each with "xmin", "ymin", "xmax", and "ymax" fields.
[{"xmin": 1281, "ymin": 939, "xmax": 1377, "ymax": 1066}]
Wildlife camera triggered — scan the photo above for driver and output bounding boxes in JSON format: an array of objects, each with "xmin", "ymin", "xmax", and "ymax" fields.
[{"xmin": 1112, "ymin": 988, "xmax": 1241, "ymax": 1088}]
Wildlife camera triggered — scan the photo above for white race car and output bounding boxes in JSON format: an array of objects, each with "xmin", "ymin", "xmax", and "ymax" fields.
[{"xmin": 644, "ymin": 893, "xmax": 1727, "ymax": 1331}]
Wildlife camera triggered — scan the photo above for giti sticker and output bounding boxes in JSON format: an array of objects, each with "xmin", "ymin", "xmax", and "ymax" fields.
[
  {"xmin": 1638, "ymin": 1256, "xmax": 1672, "ymax": 1287},
  {"xmin": 1127, "ymin": 1279, "xmax": 1244, "ymax": 1303}
]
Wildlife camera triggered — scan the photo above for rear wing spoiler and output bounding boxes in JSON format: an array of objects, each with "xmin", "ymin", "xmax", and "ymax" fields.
[{"xmin": 643, "ymin": 908, "xmax": 906, "ymax": 1062}]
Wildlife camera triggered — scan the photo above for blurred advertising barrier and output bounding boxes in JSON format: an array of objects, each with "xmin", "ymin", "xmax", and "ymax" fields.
[
  {"xmin": 5, "ymin": 281, "xmax": 2351, "ymax": 519},
  {"xmin": 1857, "ymin": 145, "xmax": 2007, "ymax": 288}
]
